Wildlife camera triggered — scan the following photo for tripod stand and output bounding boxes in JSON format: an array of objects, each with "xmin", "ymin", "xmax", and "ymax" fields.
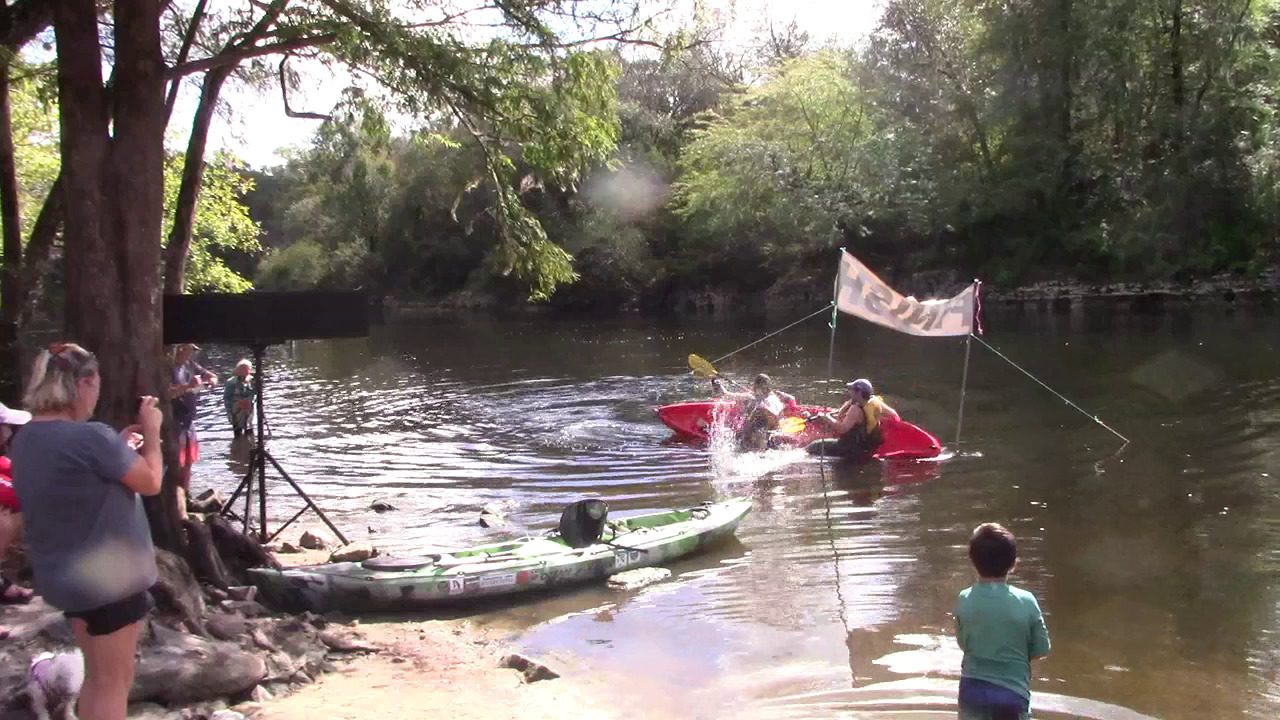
[{"xmin": 221, "ymin": 344, "xmax": 348, "ymax": 546}]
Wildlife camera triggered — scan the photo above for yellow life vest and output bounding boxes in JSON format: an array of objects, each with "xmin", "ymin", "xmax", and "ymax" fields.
[{"xmin": 864, "ymin": 396, "xmax": 887, "ymax": 432}]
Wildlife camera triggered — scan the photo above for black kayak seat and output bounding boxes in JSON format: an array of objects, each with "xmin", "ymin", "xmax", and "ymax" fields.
[{"xmin": 559, "ymin": 498, "xmax": 609, "ymax": 548}]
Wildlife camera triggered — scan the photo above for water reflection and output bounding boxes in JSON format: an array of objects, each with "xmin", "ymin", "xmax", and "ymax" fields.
[{"xmin": 184, "ymin": 305, "xmax": 1280, "ymax": 719}]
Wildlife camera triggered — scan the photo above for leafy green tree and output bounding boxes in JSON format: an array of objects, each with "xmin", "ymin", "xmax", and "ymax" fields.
[
  {"xmin": 7, "ymin": 0, "xmax": 659, "ymax": 556},
  {"xmin": 163, "ymin": 151, "xmax": 261, "ymax": 292},
  {"xmin": 674, "ymin": 53, "xmax": 873, "ymax": 266},
  {"xmin": 9, "ymin": 66, "xmax": 59, "ymax": 244}
]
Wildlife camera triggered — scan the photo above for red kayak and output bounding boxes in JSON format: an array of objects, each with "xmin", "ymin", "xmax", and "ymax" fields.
[{"xmin": 655, "ymin": 400, "xmax": 942, "ymax": 460}]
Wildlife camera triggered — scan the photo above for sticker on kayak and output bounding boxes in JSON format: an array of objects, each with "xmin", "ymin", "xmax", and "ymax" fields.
[
  {"xmin": 443, "ymin": 577, "xmax": 464, "ymax": 595},
  {"xmin": 480, "ymin": 573, "xmax": 517, "ymax": 589},
  {"xmin": 613, "ymin": 550, "xmax": 643, "ymax": 571}
]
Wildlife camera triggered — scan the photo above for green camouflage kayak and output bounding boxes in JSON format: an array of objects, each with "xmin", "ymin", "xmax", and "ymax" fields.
[{"xmin": 247, "ymin": 497, "xmax": 752, "ymax": 612}]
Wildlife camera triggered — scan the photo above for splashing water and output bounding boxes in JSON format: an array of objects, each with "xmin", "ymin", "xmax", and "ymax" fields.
[{"xmin": 706, "ymin": 402, "xmax": 811, "ymax": 482}]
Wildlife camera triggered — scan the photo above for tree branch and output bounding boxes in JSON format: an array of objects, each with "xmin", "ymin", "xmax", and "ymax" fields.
[
  {"xmin": 163, "ymin": 66, "xmax": 232, "ymax": 295},
  {"xmin": 166, "ymin": 34, "xmax": 336, "ymax": 81},
  {"xmin": 0, "ymin": 0, "xmax": 53, "ymax": 56},
  {"xmin": 278, "ymin": 56, "xmax": 331, "ymax": 120},
  {"xmin": 509, "ymin": 14, "xmax": 676, "ymax": 51},
  {"xmin": 228, "ymin": 0, "xmax": 291, "ymax": 49},
  {"xmin": 1191, "ymin": 0, "xmax": 1253, "ymax": 123},
  {"xmin": 396, "ymin": 5, "xmax": 500, "ymax": 30},
  {"xmin": 0, "ymin": 66, "xmax": 22, "ymax": 335},
  {"xmin": 164, "ymin": 0, "xmax": 211, "ymax": 121},
  {"xmin": 516, "ymin": 30, "xmax": 667, "ymax": 50},
  {"xmin": 16, "ymin": 172, "xmax": 61, "ymax": 329}
]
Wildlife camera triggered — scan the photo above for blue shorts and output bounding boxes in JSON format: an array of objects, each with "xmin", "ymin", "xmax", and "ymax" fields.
[{"xmin": 958, "ymin": 677, "xmax": 1030, "ymax": 720}]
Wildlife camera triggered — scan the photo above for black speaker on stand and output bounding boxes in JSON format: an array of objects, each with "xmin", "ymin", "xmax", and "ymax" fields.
[{"xmin": 164, "ymin": 291, "xmax": 378, "ymax": 545}]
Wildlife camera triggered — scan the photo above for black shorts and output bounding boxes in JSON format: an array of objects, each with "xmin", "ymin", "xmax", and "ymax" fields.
[{"xmin": 64, "ymin": 590, "xmax": 154, "ymax": 636}]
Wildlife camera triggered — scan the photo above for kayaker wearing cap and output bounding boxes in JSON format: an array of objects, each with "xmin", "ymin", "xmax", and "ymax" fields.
[
  {"xmin": 712, "ymin": 373, "xmax": 799, "ymax": 451},
  {"xmin": 806, "ymin": 378, "xmax": 900, "ymax": 459}
]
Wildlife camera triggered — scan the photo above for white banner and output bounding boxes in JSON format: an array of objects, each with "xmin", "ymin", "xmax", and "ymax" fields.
[{"xmin": 834, "ymin": 250, "xmax": 975, "ymax": 337}]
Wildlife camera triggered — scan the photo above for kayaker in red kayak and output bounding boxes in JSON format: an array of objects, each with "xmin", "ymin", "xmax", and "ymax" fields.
[
  {"xmin": 711, "ymin": 373, "xmax": 799, "ymax": 451},
  {"xmin": 805, "ymin": 378, "xmax": 900, "ymax": 459}
]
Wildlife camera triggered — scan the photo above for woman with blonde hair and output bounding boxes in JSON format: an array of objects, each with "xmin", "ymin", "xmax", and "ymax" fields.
[{"xmin": 9, "ymin": 342, "xmax": 163, "ymax": 720}]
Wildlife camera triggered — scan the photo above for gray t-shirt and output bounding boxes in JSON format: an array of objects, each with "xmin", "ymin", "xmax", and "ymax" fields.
[{"xmin": 9, "ymin": 420, "xmax": 157, "ymax": 612}]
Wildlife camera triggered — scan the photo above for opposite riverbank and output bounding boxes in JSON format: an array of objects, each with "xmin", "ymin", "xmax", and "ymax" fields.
[{"xmin": 383, "ymin": 265, "xmax": 1280, "ymax": 318}]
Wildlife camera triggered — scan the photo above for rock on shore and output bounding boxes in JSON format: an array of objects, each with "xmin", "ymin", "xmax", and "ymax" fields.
[{"xmin": 1, "ymin": 541, "xmax": 378, "ymax": 720}]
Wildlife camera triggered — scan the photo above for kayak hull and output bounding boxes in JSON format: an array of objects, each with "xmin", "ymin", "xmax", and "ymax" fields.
[
  {"xmin": 655, "ymin": 400, "xmax": 942, "ymax": 460},
  {"xmin": 873, "ymin": 418, "xmax": 943, "ymax": 460},
  {"xmin": 656, "ymin": 400, "xmax": 835, "ymax": 443},
  {"xmin": 248, "ymin": 498, "xmax": 753, "ymax": 613}
]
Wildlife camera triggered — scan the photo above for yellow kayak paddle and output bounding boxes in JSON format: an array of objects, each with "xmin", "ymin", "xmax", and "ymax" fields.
[
  {"xmin": 687, "ymin": 354, "xmax": 719, "ymax": 379},
  {"xmin": 688, "ymin": 354, "xmax": 752, "ymax": 393},
  {"xmin": 778, "ymin": 416, "xmax": 806, "ymax": 434}
]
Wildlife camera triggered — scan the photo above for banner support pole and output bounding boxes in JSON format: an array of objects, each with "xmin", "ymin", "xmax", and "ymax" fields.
[
  {"xmin": 955, "ymin": 331, "xmax": 973, "ymax": 446},
  {"xmin": 957, "ymin": 279, "xmax": 972, "ymax": 443},
  {"xmin": 826, "ymin": 301, "xmax": 837, "ymax": 380}
]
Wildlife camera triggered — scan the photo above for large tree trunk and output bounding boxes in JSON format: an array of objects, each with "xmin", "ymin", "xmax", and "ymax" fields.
[
  {"xmin": 54, "ymin": 0, "xmax": 118, "ymax": 373},
  {"xmin": 163, "ymin": 67, "xmax": 231, "ymax": 295},
  {"xmin": 113, "ymin": 0, "xmax": 185, "ymax": 552},
  {"xmin": 56, "ymin": 0, "xmax": 185, "ymax": 552},
  {"xmin": 0, "ymin": 67, "xmax": 22, "ymax": 405}
]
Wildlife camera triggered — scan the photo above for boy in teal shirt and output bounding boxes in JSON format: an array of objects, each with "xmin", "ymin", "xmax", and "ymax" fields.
[{"xmin": 954, "ymin": 523, "xmax": 1051, "ymax": 720}]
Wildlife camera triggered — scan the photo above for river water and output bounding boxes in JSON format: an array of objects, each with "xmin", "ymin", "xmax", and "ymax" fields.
[{"xmin": 188, "ymin": 303, "xmax": 1280, "ymax": 720}]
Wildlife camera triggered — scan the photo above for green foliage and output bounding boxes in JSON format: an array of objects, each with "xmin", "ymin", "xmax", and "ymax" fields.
[
  {"xmin": 301, "ymin": 0, "xmax": 629, "ymax": 300},
  {"xmin": 10, "ymin": 64, "xmax": 60, "ymax": 241},
  {"xmin": 9, "ymin": 66, "xmax": 259, "ymax": 294},
  {"xmin": 255, "ymin": 241, "xmax": 330, "ymax": 291},
  {"xmin": 244, "ymin": 0, "xmax": 1280, "ymax": 309},
  {"xmin": 675, "ymin": 52, "xmax": 871, "ymax": 251},
  {"xmin": 162, "ymin": 151, "xmax": 262, "ymax": 293},
  {"xmin": 851, "ymin": 0, "xmax": 1274, "ymax": 282}
]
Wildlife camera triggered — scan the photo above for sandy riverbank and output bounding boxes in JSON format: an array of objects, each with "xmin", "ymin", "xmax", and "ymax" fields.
[
  {"xmin": 249, "ymin": 533, "xmax": 683, "ymax": 720},
  {"xmin": 253, "ymin": 616, "xmax": 681, "ymax": 720}
]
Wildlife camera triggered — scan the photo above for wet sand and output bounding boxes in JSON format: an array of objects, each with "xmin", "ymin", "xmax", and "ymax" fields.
[{"xmin": 254, "ymin": 615, "xmax": 680, "ymax": 720}]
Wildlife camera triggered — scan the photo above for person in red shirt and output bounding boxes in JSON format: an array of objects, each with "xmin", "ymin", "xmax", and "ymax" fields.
[{"xmin": 0, "ymin": 401, "xmax": 34, "ymax": 615}]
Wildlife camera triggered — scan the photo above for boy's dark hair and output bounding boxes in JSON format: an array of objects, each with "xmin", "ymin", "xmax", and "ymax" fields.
[{"xmin": 969, "ymin": 523, "xmax": 1017, "ymax": 578}]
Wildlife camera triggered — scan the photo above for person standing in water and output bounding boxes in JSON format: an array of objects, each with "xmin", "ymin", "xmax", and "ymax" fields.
[
  {"xmin": 169, "ymin": 343, "xmax": 216, "ymax": 517},
  {"xmin": 954, "ymin": 523, "xmax": 1051, "ymax": 720},
  {"xmin": 806, "ymin": 378, "xmax": 899, "ymax": 459},
  {"xmin": 712, "ymin": 373, "xmax": 798, "ymax": 451},
  {"xmin": 223, "ymin": 359, "xmax": 255, "ymax": 438}
]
